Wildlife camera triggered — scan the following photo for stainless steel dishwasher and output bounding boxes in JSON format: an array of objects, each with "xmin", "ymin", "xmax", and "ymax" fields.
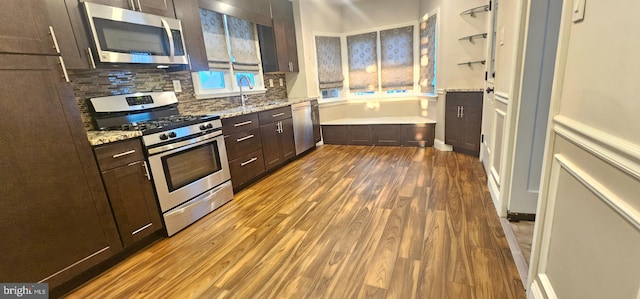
[{"xmin": 291, "ymin": 101, "xmax": 315, "ymax": 155}]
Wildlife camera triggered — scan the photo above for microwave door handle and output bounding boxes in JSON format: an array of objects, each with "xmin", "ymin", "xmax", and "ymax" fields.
[{"xmin": 160, "ymin": 18, "xmax": 174, "ymax": 59}]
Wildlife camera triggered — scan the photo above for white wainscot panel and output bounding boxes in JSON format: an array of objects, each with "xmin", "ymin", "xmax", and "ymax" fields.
[{"xmin": 534, "ymin": 154, "xmax": 640, "ymax": 299}]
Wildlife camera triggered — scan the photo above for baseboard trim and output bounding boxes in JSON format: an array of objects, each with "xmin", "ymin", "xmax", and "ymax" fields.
[
  {"xmin": 500, "ymin": 218, "xmax": 529, "ymax": 289},
  {"xmin": 434, "ymin": 138, "xmax": 452, "ymax": 151}
]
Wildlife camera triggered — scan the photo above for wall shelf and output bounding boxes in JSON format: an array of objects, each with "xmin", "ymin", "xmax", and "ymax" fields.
[
  {"xmin": 460, "ymin": 5, "xmax": 490, "ymax": 17},
  {"xmin": 459, "ymin": 33, "xmax": 488, "ymax": 43},
  {"xmin": 458, "ymin": 60, "xmax": 486, "ymax": 67}
]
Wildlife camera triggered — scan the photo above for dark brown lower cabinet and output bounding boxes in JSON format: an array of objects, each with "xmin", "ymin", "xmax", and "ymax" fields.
[
  {"xmin": 311, "ymin": 100, "xmax": 321, "ymax": 143},
  {"xmin": 445, "ymin": 91, "xmax": 483, "ymax": 156},
  {"xmin": 322, "ymin": 123, "xmax": 435, "ymax": 147},
  {"xmin": 96, "ymin": 139, "xmax": 162, "ymax": 248},
  {"xmin": 0, "ymin": 54, "xmax": 122, "ymax": 289},
  {"xmin": 228, "ymin": 150, "xmax": 267, "ymax": 188},
  {"xmin": 261, "ymin": 117, "xmax": 295, "ymax": 171}
]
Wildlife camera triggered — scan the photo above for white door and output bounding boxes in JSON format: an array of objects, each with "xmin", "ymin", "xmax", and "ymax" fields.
[
  {"xmin": 481, "ymin": 0, "xmax": 524, "ymax": 216},
  {"xmin": 505, "ymin": 0, "xmax": 562, "ymax": 216},
  {"xmin": 528, "ymin": 1, "xmax": 640, "ymax": 298}
]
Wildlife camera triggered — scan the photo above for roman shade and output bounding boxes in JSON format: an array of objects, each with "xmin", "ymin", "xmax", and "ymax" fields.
[
  {"xmin": 200, "ymin": 9, "xmax": 231, "ymax": 70},
  {"xmin": 227, "ymin": 15, "xmax": 261, "ymax": 72},
  {"xmin": 315, "ymin": 36, "xmax": 344, "ymax": 90},
  {"xmin": 380, "ymin": 26, "xmax": 414, "ymax": 91},
  {"xmin": 347, "ymin": 32, "xmax": 378, "ymax": 92}
]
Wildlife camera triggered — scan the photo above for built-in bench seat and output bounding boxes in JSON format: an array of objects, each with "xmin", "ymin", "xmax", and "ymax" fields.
[{"xmin": 321, "ymin": 117, "xmax": 436, "ymax": 147}]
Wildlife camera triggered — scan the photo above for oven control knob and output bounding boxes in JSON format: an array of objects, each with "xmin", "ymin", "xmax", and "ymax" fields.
[
  {"xmin": 168, "ymin": 132, "xmax": 177, "ymax": 138},
  {"xmin": 159, "ymin": 133, "xmax": 168, "ymax": 140},
  {"xmin": 206, "ymin": 123, "xmax": 213, "ymax": 129},
  {"xmin": 199, "ymin": 124, "xmax": 207, "ymax": 131}
]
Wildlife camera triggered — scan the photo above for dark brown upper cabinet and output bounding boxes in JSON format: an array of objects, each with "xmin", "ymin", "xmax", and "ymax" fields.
[
  {"xmin": 200, "ymin": 0, "xmax": 272, "ymax": 26},
  {"xmin": 258, "ymin": 0, "xmax": 299, "ymax": 73},
  {"xmin": 0, "ymin": 1, "xmax": 60, "ymax": 55}
]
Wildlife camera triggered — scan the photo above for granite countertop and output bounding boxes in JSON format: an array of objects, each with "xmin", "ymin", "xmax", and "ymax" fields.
[
  {"xmin": 86, "ymin": 98, "xmax": 316, "ymax": 146},
  {"xmin": 87, "ymin": 130, "xmax": 143, "ymax": 146}
]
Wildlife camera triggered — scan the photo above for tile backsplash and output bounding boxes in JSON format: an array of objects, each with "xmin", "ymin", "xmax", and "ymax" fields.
[{"xmin": 69, "ymin": 69, "xmax": 288, "ymax": 130}]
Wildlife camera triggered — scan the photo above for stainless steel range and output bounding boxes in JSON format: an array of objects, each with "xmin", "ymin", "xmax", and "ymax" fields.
[{"xmin": 90, "ymin": 92, "xmax": 233, "ymax": 236}]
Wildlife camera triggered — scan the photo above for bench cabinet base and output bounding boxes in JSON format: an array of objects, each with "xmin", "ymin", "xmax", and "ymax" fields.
[{"xmin": 322, "ymin": 124, "xmax": 435, "ymax": 147}]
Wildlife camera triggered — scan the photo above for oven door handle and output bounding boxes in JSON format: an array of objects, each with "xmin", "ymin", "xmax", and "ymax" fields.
[{"xmin": 147, "ymin": 130, "xmax": 222, "ymax": 156}]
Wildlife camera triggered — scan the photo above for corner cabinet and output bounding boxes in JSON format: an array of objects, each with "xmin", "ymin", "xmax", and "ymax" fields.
[
  {"xmin": 94, "ymin": 139, "xmax": 163, "ymax": 248},
  {"xmin": 259, "ymin": 106, "xmax": 296, "ymax": 170},
  {"xmin": 445, "ymin": 91, "xmax": 483, "ymax": 156},
  {"xmin": 0, "ymin": 54, "xmax": 122, "ymax": 289},
  {"xmin": 258, "ymin": 0, "xmax": 299, "ymax": 73}
]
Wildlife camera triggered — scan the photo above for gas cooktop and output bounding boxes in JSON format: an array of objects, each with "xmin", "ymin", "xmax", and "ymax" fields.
[{"xmin": 108, "ymin": 114, "xmax": 219, "ymax": 135}]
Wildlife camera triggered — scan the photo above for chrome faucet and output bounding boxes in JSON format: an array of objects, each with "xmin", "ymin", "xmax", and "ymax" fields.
[{"xmin": 238, "ymin": 75, "xmax": 254, "ymax": 108}]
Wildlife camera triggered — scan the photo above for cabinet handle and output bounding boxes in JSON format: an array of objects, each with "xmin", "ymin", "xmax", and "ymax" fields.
[
  {"xmin": 461, "ymin": 106, "xmax": 465, "ymax": 117},
  {"xmin": 234, "ymin": 120, "xmax": 252, "ymax": 127},
  {"xmin": 112, "ymin": 149, "xmax": 136, "ymax": 158},
  {"xmin": 129, "ymin": 0, "xmax": 135, "ymax": 10},
  {"xmin": 136, "ymin": 0, "xmax": 142, "ymax": 11},
  {"xmin": 241, "ymin": 157, "xmax": 258, "ymax": 166},
  {"xmin": 48, "ymin": 26, "xmax": 60, "ymax": 54},
  {"xmin": 142, "ymin": 161, "xmax": 150, "ymax": 181},
  {"xmin": 272, "ymin": 112, "xmax": 285, "ymax": 118},
  {"xmin": 236, "ymin": 134, "xmax": 255, "ymax": 142},
  {"xmin": 58, "ymin": 57, "xmax": 69, "ymax": 83},
  {"xmin": 86, "ymin": 48, "xmax": 96, "ymax": 69},
  {"xmin": 277, "ymin": 121, "xmax": 283, "ymax": 133},
  {"xmin": 132, "ymin": 223, "xmax": 153, "ymax": 235},
  {"xmin": 457, "ymin": 106, "xmax": 461, "ymax": 118}
]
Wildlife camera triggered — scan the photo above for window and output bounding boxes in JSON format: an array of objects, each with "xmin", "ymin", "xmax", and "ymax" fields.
[
  {"xmin": 347, "ymin": 32, "xmax": 379, "ymax": 93},
  {"xmin": 315, "ymin": 35, "xmax": 344, "ymax": 99},
  {"xmin": 345, "ymin": 25, "xmax": 417, "ymax": 96},
  {"xmin": 420, "ymin": 13, "xmax": 438, "ymax": 94},
  {"xmin": 193, "ymin": 9, "xmax": 265, "ymax": 99}
]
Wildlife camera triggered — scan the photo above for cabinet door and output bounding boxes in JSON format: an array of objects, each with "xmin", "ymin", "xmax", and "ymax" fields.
[
  {"xmin": 175, "ymin": 0, "xmax": 208, "ymax": 71},
  {"xmin": 138, "ymin": 0, "xmax": 176, "ymax": 17},
  {"xmin": 445, "ymin": 102, "xmax": 464, "ymax": 148},
  {"xmin": 46, "ymin": 0, "xmax": 92, "ymax": 69},
  {"xmin": 321, "ymin": 125, "xmax": 347, "ymax": 145},
  {"xmin": 102, "ymin": 161, "xmax": 162, "ymax": 247},
  {"xmin": 0, "ymin": 55, "xmax": 121, "ymax": 288},
  {"xmin": 347, "ymin": 125, "xmax": 372, "ymax": 145},
  {"xmin": 279, "ymin": 118, "xmax": 296, "ymax": 160},
  {"xmin": 0, "ymin": 1, "xmax": 59, "ymax": 55},
  {"xmin": 311, "ymin": 105, "xmax": 321, "ymax": 143},
  {"xmin": 271, "ymin": 0, "xmax": 298, "ymax": 72},
  {"xmin": 373, "ymin": 125, "xmax": 401, "ymax": 146},
  {"xmin": 261, "ymin": 121, "xmax": 282, "ymax": 170},
  {"xmin": 461, "ymin": 102, "xmax": 483, "ymax": 154}
]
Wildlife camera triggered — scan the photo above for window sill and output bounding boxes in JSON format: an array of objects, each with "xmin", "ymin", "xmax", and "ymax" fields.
[{"xmin": 195, "ymin": 88, "xmax": 267, "ymax": 100}]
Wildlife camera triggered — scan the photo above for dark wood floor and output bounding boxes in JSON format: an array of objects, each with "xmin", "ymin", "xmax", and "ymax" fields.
[{"xmin": 67, "ymin": 145, "xmax": 525, "ymax": 298}]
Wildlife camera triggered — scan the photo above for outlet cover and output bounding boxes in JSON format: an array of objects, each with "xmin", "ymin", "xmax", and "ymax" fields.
[
  {"xmin": 172, "ymin": 80, "xmax": 182, "ymax": 93},
  {"xmin": 279, "ymin": 78, "xmax": 284, "ymax": 87},
  {"xmin": 269, "ymin": 79, "xmax": 274, "ymax": 87}
]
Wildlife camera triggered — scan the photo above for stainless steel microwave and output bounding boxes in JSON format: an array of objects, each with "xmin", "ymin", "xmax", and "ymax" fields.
[{"xmin": 84, "ymin": 2, "xmax": 188, "ymax": 66}]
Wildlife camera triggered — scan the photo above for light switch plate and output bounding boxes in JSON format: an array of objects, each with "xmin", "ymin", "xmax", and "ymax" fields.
[
  {"xmin": 572, "ymin": 0, "xmax": 586, "ymax": 22},
  {"xmin": 279, "ymin": 78, "xmax": 284, "ymax": 87},
  {"xmin": 172, "ymin": 80, "xmax": 182, "ymax": 93},
  {"xmin": 269, "ymin": 79, "xmax": 274, "ymax": 87}
]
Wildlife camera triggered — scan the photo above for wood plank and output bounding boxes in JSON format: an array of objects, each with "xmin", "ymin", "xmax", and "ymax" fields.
[{"xmin": 65, "ymin": 145, "xmax": 524, "ymax": 298}]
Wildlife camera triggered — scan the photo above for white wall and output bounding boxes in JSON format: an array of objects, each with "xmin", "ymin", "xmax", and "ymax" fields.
[
  {"xmin": 529, "ymin": 0, "xmax": 640, "ymax": 297},
  {"xmin": 341, "ymin": 0, "xmax": 419, "ymax": 32}
]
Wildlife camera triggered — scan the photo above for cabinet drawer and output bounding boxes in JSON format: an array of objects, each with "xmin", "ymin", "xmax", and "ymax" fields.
[
  {"xmin": 229, "ymin": 149, "xmax": 266, "ymax": 189},
  {"xmin": 225, "ymin": 128, "xmax": 263, "ymax": 160},
  {"xmin": 94, "ymin": 139, "xmax": 145, "ymax": 171},
  {"xmin": 258, "ymin": 106, "xmax": 291, "ymax": 123},
  {"xmin": 222, "ymin": 113, "xmax": 259, "ymax": 136}
]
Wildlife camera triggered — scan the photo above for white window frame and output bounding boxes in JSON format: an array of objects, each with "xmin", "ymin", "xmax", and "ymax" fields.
[{"xmin": 193, "ymin": 14, "xmax": 267, "ymax": 100}]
